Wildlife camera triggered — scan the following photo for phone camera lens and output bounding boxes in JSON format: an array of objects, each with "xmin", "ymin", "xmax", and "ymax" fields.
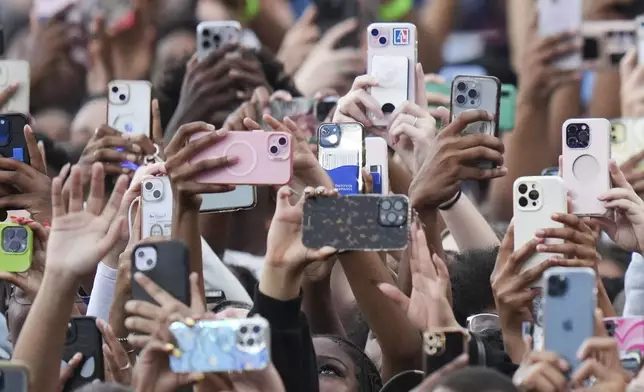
[
  {"xmin": 202, "ymin": 28, "xmax": 210, "ymax": 36},
  {"xmin": 518, "ymin": 184, "xmax": 528, "ymax": 194},
  {"xmin": 456, "ymin": 95, "xmax": 466, "ymax": 105},
  {"xmin": 8, "ymin": 240, "xmax": 20, "ymax": 252},
  {"xmin": 321, "ymin": 126, "xmax": 331, "ymax": 137},
  {"xmin": 578, "ymin": 130, "xmax": 589, "ymax": 143},
  {"xmin": 468, "ymin": 89, "xmax": 478, "ymax": 99},
  {"xmin": 567, "ymin": 137, "xmax": 578, "ymax": 147},
  {"xmin": 518, "ymin": 197, "xmax": 528, "ymax": 207},
  {"xmin": 14, "ymin": 228, "xmax": 26, "ymax": 240},
  {"xmin": 371, "ymin": 28, "xmax": 379, "ymax": 37},
  {"xmin": 278, "ymin": 137, "xmax": 287, "ymax": 146},
  {"xmin": 547, "ymin": 275, "xmax": 568, "ymax": 297},
  {"xmin": 567, "ymin": 124, "xmax": 578, "ymax": 133},
  {"xmin": 144, "ymin": 182, "xmax": 154, "ymax": 190},
  {"xmin": 386, "ymin": 212, "xmax": 397, "ymax": 223},
  {"xmin": 137, "ymin": 251, "xmax": 144, "ymax": 258},
  {"xmin": 393, "ymin": 200, "xmax": 404, "ymax": 210},
  {"xmin": 119, "ymin": 94, "xmax": 126, "ymax": 101},
  {"xmin": 240, "ymin": 326, "xmax": 248, "ymax": 334},
  {"xmin": 528, "ymin": 190, "xmax": 539, "ymax": 201},
  {"xmin": 269, "ymin": 145, "xmax": 279, "ymax": 155},
  {"xmin": 3, "ymin": 228, "xmax": 14, "ymax": 240},
  {"xmin": 252, "ymin": 326, "xmax": 260, "ymax": 333},
  {"xmin": 379, "ymin": 36, "xmax": 387, "ymax": 45},
  {"xmin": 146, "ymin": 259, "xmax": 153, "ymax": 266},
  {"xmin": 111, "ymin": 86, "xmax": 118, "ymax": 93},
  {"xmin": 152, "ymin": 190, "xmax": 161, "ymax": 199},
  {"xmin": 381, "ymin": 200, "xmax": 392, "ymax": 210},
  {"xmin": 247, "ymin": 338, "xmax": 255, "ymax": 346},
  {"xmin": 457, "ymin": 82, "xmax": 467, "ymax": 91},
  {"xmin": 213, "ymin": 34, "xmax": 221, "ymax": 42},
  {"xmin": 202, "ymin": 40, "xmax": 211, "ymax": 48}
]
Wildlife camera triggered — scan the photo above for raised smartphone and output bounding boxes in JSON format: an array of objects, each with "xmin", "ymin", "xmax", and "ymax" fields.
[
  {"xmin": 196, "ymin": 21, "xmax": 242, "ymax": 62},
  {"xmin": 500, "ymin": 84, "xmax": 517, "ymax": 132},
  {"xmin": 0, "ymin": 60, "xmax": 30, "ymax": 115},
  {"xmin": 169, "ymin": 317, "xmax": 270, "ymax": 373},
  {"xmin": 537, "ymin": 0, "xmax": 583, "ymax": 70},
  {"xmin": 367, "ymin": 23, "xmax": 417, "ymax": 127},
  {"xmin": 610, "ymin": 118, "xmax": 644, "ymax": 167},
  {"xmin": 562, "ymin": 118, "xmax": 611, "ymax": 217},
  {"xmin": 0, "ymin": 222, "xmax": 32, "ymax": 273},
  {"xmin": 302, "ymin": 194, "xmax": 410, "ymax": 251},
  {"xmin": 318, "ymin": 122, "xmax": 364, "ymax": 195},
  {"xmin": 200, "ymin": 186, "xmax": 257, "ymax": 213},
  {"xmin": 131, "ymin": 240, "xmax": 191, "ymax": 305},
  {"xmin": 605, "ymin": 316, "xmax": 644, "ymax": 373},
  {"xmin": 0, "ymin": 363, "xmax": 28, "ymax": 391},
  {"xmin": 582, "ymin": 20, "xmax": 635, "ymax": 70},
  {"xmin": 513, "ymin": 176, "xmax": 566, "ymax": 279},
  {"xmin": 0, "ymin": 113, "xmax": 30, "ymax": 164},
  {"xmin": 638, "ymin": 16, "xmax": 644, "ymax": 66},
  {"xmin": 543, "ymin": 267, "xmax": 596, "ymax": 374},
  {"xmin": 140, "ymin": 176, "xmax": 173, "ymax": 239},
  {"xmin": 365, "ymin": 137, "xmax": 389, "ymax": 195},
  {"xmin": 189, "ymin": 131, "xmax": 292, "ymax": 186},
  {"xmin": 107, "ymin": 80, "xmax": 152, "ymax": 137},
  {"xmin": 313, "ymin": 0, "xmax": 360, "ymax": 48},
  {"xmin": 62, "ymin": 317, "xmax": 105, "ymax": 391}
]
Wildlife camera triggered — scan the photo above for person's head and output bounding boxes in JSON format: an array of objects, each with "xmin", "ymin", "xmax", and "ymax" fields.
[
  {"xmin": 449, "ymin": 247, "xmax": 500, "ymax": 326},
  {"xmin": 431, "ymin": 367, "xmax": 519, "ymax": 392},
  {"xmin": 69, "ymin": 98, "xmax": 108, "ymax": 148},
  {"xmin": 313, "ymin": 335, "xmax": 382, "ymax": 392},
  {"xmin": 32, "ymin": 108, "xmax": 72, "ymax": 141}
]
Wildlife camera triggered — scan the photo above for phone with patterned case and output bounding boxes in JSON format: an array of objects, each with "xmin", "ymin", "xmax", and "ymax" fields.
[
  {"xmin": 189, "ymin": 131, "xmax": 292, "ymax": 185},
  {"xmin": 0, "ymin": 113, "xmax": 30, "ymax": 164},
  {"xmin": 562, "ymin": 118, "xmax": 611, "ymax": 217},
  {"xmin": 197, "ymin": 21, "xmax": 241, "ymax": 62},
  {"xmin": 367, "ymin": 22, "xmax": 417, "ymax": 127},
  {"xmin": 140, "ymin": 176, "xmax": 173, "ymax": 239},
  {"xmin": 605, "ymin": 317, "xmax": 644, "ymax": 373},
  {"xmin": 0, "ymin": 222, "xmax": 32, "ymax": 273},
  {"xmin": 610, "ymin": 118, "xmax": 644, "ymax": 168},
  {"xmin": 500, "ymin": 84, "xmax": 517, "ymax": 132},
  {"xmin": 513, "ymin": 176, "xmax": 566, "ymax": 285},
  {"xmin": 302, "ymin": 194, "xmax": 410, "ymax": 251},
  {"xmin": 318, "ymin": 123, "xmax": 364, "ymax": 195},
  {"xmin": 131, "ymin": 240, "xmax": 191, "ymax": 305},
  {"xmin": 169, "ymin": 317, "xmax": 270, "ymax": 373},
  {"xmin": 0, "ymin": 60, "xmax": 29, "ymax": 115},
  {"xmin": 365, "ymin": 137, "xmax": 388, "ymax": 195},
  {"xmin": 62, "ymin": 317, "xmax": 105, "ymax": 392},
  {"xmin": 107, "ymin": 80, "xmax": 151, "ymax": 137}
]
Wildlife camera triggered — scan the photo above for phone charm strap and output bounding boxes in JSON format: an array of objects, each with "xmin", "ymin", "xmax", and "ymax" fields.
[{"xmin": 144, "ymin": 144, "xmax": 164, "ymax": 165}]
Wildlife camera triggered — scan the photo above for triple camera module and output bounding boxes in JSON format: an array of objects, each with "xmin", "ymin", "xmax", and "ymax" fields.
[
  {"xmin": 516, "ymin": 182, "xmax": 541, "ymax": 209},
  {"xmin": 566, "ymin": 123, "xmax": 590, "ymax": 149},
  {"xmin": 201, "ymin": 28, "xmax": 222, "ymax": 50},
  {"xmin": 547, "ymin": 274, "xmax": 569, "ymax": 297},
  {"xmin": 378, "ymin": 197, "xmax": 408, "ymax": 227},
  {"xmin": 1, "ymin": 226, "xmax": 28, "ymax": 254},
  {"xmin": 454, "ymin": 80, "xmax": 481, "ymax": 109}
]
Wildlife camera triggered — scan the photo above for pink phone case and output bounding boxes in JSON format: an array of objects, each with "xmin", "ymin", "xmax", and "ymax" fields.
[
  {"xmin": 188, "ymin": 131, "xmax": 293, "ymax": 185},
  {"xmin": 605, "ymin": 317, "xmax": 644, "ymax": 355}
]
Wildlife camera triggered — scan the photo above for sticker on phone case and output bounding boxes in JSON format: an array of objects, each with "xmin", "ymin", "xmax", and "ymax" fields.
[
  {"xmin": 321, "ymin": 150, "xmax": 360, "ymax": 195},
  {"xmin": 393, "ymin": 28, "xmax": 409, "ymax": 45}
]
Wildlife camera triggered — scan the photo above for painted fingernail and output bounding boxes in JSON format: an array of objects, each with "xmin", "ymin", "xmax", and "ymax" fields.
[
  {"xmin": 164, "ymin": 343, "xmax": 175, "ymax": 352},
  {"xmin": 184, "ymin": 318, "xmax": 195, "ymax": 327},
  {"xmin": 227, "ymin": 156, "xmax": 238, "ymax": 164},
  {"xmin": 215, "ymin": 129, "xmax": 226, "ymax": 136}
]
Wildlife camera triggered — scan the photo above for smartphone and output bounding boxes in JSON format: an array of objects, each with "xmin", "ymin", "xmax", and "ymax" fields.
[
  {"xmin": 140, "ymin": 176, "xmax": 173, "ymax": 239},
  {"xmin": 0, "ymin": 363, "xmax": 28, "ymax": 391},
  {"xmin": 365, "ymin": 137, "xmax": 389, "ymax": 195},
  {"xmin": 0, "ymin": 222, "xmax": 32, "ymax": 272},
  {"xmin": 500, "ymin": 84, "xmax": 517, "ymax": 132},
  {"xmin": 543, "ymin": 267, "xmax": 596, "ymax": 373},
  {"xmin": 605, "ymin": 317, "xmax": 644, "ymax": 371},
  {"xmin": 317, "ymin": 122, "xmax": 364, "ymax": 195},
  {"xmin": 0, "ymin": 113, "xmax": 30, "ymax": 164},
  {"xmin": 302, "ymin": 194, "xmax": 410, "ymax": 251},
  {"xmin": 541, "ymin": 167, "xmax": 559, "ymax": 176},
  {"xmin": 562, "ymin": 118, "xmax": 611, "ymax": 217},
  {"xmin": 582, "ymin": 21, "xmax": 635, "ymax": 70},
  {"xmin": 200, "ymin": 186, "xmax": 257, "ymax": 213},
  {"xmin": 62, "ymin": 317, "xmax": 105, "ymax": 391},
  {"xmin": 189, "ymin": 131, "xmax": 292, "ymax": 186},
  {"xmin": 0, "ymin": 60, "xmax": 30, "ymax": 115},
  {"xmin": 263, "ymin": 98, "xmax": 316, "ymax": 135},
  {"xmin": 312, "ymin": 0, "xmax": 360, "ymax": 48},
  {"xmin": 537, "ymin": 0, "xmax": 583, "ymax": 70},
  {"xmin": 169, "ymin": 317, "xmax": 269, "ymax": 373},
  {"xmin": 196, "ymin": 21, "xmax": 242, "ymax": 62},
  {"xmin": 422, "ymin": 330, "xmax": 468, "ymax": 376},
  {"xmin": 107, "ymin": 80, "xmax": 152, "ymax": 137},
  {"xmin": 131, "ymin": 240, "xmax": 191, "ymax": 305},
  {"xmin": 513, "ymin": 176, "xmax": 566, "ymax": 280},
  {"xmin": 638, "ymin": 16, "xmax": 644, "ymax": 66},
  {"xmin": 367, "ymin": 23, "xmax": 417, "ymax": 127}
]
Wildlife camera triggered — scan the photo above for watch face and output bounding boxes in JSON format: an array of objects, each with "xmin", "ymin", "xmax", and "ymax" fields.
[{"xmin": 423, "ymin": 332, "xmax": 446, "ymax": 356}]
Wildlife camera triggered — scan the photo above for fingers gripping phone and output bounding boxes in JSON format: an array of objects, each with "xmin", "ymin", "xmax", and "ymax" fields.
[
  {"xmin": 140, "ymin": 176, "xmax": 173, "ymax": 239},
  {"xmin": 0, "ymin": 222, "xmax": 32, "ymax": 272},
  {"xmin": 62, "ymin": 317, "xmax": 105, "ymax": 391},
  {"xmin": 0, "ymin": 363, "xmax": 29, "ymax": 391},
  {"xmin": 513, "ymin": 176, "xmax": 566, "ymax": 283},
  {"xmin": 610, "ymin": 118, "xmax": 644, "ymax": 168},
  {"xmin": 107, "ymin": 80, "xmax": 152, "ymax": 138},
  {"xmin": 562, "ymin": 118, "xmax": 611, "ymax": 217},
  {"xmin": 365, "ymin": 137, "xmax": 389, "ymax": 195},
  {"xmin": 543, "ymin": 267, "xmax": 596, "ymax": 374},
  {"xmin": 196, "ymin": 21, "xmax": 242, "ymax": 62},
  {"xmin": 367, "ymin": 23, "xmax": 417, "ymax": 127},
  {"xmin": 131, "ymin": 240, "xmax": 191, "ymax": 305},
  {"xmin": 318, "ymin": 123, "xmax": 364, "ymax": 195},
  {"xmin": 0, "ymin": 113, "xmax": 30, "ymax": 164},
  {"xmin": 537, "ymin": 0, "xmax": 583, "ymax": 70},
  {"xmin": 0, "ymin": 60, "xmax": 29, "ymax": 115}
]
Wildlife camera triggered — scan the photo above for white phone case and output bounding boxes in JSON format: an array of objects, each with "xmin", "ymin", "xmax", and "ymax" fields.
[
  {"xmin": 107, "ymin": 80, "xmax": 152, "ymax": 137},
  {"xmin": 0, "ymin": 60, "xmax": 30, "ymax": 114},
  {"xmin": 141, "ymin": 176, "xmax": 173, "ymax": 239},
  {"xmin": 513, "ymin": 176, "xmax": 567, "ymax": 283},
  {"xmin": 365, "ymin": 137, "xmax": 389, "ymax": 195},
  {"xmin": 562, "ymin": 118, "xmax": 611, "ymax": 217},
  {"xmin": 537, "ymin": 0, "xmax": 582, "ymax": 70},
  {"xmin": 638, "ymin": 16, "xmax": 644, "ymax": 65},
  {"xmin": 367, "ymin": 22, "xmax": 417, "ymax": 127},
  {"xmin": 196, "ymin": 21, "xmax": 242, "ymax": 62}
]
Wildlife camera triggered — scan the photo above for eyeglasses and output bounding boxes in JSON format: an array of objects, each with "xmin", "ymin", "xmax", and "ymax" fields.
[{"xmin": 466, "ymin": 313, "xmax": 501, "ymax": 334}]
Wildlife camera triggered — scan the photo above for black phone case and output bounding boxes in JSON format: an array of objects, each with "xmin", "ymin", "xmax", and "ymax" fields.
[
  {"xmin": 0, "ymin": 113, "xmax": 30, "ymax": 165},
  {"xmin": 131, "ymin": 240, "xmax": 191, "ymax": 305},
  {"xmin": 62, "ymin": 317, "xmax": 105, "ymax": 392},
  {"xmin": 422, "ymin": 331, "xmax": 467, "ymax": 376},
  {"xmin": 0, "ymin": 366, "xmax": 29, "ymax": 391},
  {"xmin": 302, "ymin": 195, "xmax": 410, "ymax": 251},
  {"xmin": 313, "ymin": 0, "xmax": 360, "ymax": 48}
]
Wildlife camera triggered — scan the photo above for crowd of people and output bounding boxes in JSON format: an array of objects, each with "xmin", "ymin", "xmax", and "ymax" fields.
[{"xmin": 1, "ymin": 0, "xmax": 644, "ymax": 391}]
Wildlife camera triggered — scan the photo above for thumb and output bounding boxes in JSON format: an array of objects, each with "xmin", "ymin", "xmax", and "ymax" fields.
[
  {"xmin": 415, "ymin": 63, "xmax": 427, "ymax": 107},
  {"xmin": 297, "ymin": 5, "xmax": 317, "ymax": 27},
  {"xmin": 620, "ymin": 47, "xmax": 637, "ymax": 80},
  {"xmin": 377, "ymin": 283, "xmax": 411, "ymax": 313},
  {"xmin": 307, "ymin": 246, "xmax": 338, "ymax": 261}
]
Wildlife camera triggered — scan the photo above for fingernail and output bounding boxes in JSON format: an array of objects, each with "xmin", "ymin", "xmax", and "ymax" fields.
[
  {"xmin": 551, "ymin": 213, "xmax": 560, "ymax": 219},
  {"xmin": 193, "ymin": 373, "xmax": 205, "ymax": 382},
  {"xmin": 74, "ymin": 352, "xmax": 83, "ymax": 360},
  {"xmin": 215, "ymin": 129, "xmax": 226, "ymax": 136},
  {"xmin": 227, "ymin": 156, "xmax": 238, "ymax": 164},
  {"xmin": 536, "ymin": 244, "xmax": 546, "ymax": 252},
  {"xmin": 206, "ymin": 124, "xmax": 215, "ymax": 131},
  {"xmin": 184, "ymin": 318, "xmax": 195, "ymax": 327},
  {"xmin": 126, "ymin": 154, "xmax": 137, "ymax": 162},
  {"xmin": 535, "ymin": 230, "xmax": 544, "ymax": 236},
  {"xmin": 164, "ymin": 343, "xmax": 175, "ymax": 352},
  {"xmin": 172, "ymin": 348, "xmax": 182, "ymax": 357}
]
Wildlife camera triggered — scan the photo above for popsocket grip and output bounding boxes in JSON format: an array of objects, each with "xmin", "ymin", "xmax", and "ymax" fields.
[{"xmin": 572, "ymin": 154, "xmax": 600, "ymax": 182}]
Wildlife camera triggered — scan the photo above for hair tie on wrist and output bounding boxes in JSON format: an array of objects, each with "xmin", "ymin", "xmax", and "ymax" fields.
[{"xmin": 438, "ymin": 189, "xmax": 462, "ymax": 211}]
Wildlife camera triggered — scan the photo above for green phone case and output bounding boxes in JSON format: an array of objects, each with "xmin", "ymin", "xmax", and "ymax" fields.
[
  {"xmin": 0, "ymin": 222, "xmax": 33, "ymax": 272},
  {"xmin": 500, "ymin": 84, "xmax": 517, "ymax": 132}
]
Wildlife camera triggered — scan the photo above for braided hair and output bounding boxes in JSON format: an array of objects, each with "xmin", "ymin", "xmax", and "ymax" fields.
[{"xmin": 316, "ymin": 335, "xmax": 383, "ymax": 392}]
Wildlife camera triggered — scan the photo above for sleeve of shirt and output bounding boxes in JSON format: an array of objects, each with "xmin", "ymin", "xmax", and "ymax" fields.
[
  {"xmin": 624, "ymin": 253, "xmax": 644, "ymax": 316},
  {"xmin": 86, "ymin": 262, "xmax": 118, "ymax": 322}
]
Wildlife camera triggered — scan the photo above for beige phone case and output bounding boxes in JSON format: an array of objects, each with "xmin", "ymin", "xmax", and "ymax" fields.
[
  {"xmin": 367, "ymin": 23, "xmax": 417, "ymax": 127},
  {"xmin": 562, "ymin": 118, "xmax": 611, "ymax": 217},
  {"xmin": 141, "ymin": 176, "xmax": 173, "ymax": 239},
  {"xmin": 582, "ymin": 20, "xmax": 635, "ymax": 70},
  {"xmin": 197, "ymin": 21, "xmax": 242, "ymax": 62},
  {"xmin": 0, "ymin": 60, "xmax": 30, "ymax": 115},
  {"xmin": 537, "ymin": 0, "xmax": 582, "ymax": 70},
  {"xmin": 107, "ymin": 80, "xmax": 152, "ymax": 137},
  {"xmin": 513, "ymin": 176, "xmax": 566, "ymax": 285}
]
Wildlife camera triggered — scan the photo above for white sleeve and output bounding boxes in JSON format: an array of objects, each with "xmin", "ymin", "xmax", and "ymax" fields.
[
  {"xmin": 201, "ymin": 238, "xmax": 253, "ymax": 304},
  {"xmin": 624, "ymin": 253, "xmax": 644, "ymax": 317},
  {"xmin": 86, "ymin": 262, "xmax": 118, "ymax": 321}
]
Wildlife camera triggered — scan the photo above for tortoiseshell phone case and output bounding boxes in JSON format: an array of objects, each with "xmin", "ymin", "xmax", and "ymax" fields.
[
  {"xmin": 169, "ymin": 317, "xmax": 270, "ymax": 373},
  {"xmin": 301, "ymin": 194, "xmax": 411, "ymax": 251},
  {"xmin": 62, "ymin": 317, "xmax": 104, "ymax": 392}
]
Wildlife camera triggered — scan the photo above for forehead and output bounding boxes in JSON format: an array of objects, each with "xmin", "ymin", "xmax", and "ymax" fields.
[{"xmin": 313, "ymin": 336, "xmax": 354, "ymax": 365}]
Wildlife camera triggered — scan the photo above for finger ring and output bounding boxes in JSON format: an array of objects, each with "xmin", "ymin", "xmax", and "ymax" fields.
[
  {"xmin": 412, "ymin": 116, "xmax": 418, "ymax": 127},
  {"xmin": 119, "ymin": 362, "xmax": 131, "ymax": 371}
]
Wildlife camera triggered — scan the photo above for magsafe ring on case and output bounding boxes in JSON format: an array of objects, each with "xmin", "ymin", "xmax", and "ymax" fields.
[
  {"xmin": 223, "ymin": 141, "xmax": 258, "ymax": 177},
  {"xmin": 572, "ymin": 154, "xmax": 600, "ymax": 182}
]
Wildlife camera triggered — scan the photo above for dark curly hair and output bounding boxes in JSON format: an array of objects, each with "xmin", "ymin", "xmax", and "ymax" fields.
[{"xmin": 315, "ymin": 334, "xmax": 383, "ymax": 392}]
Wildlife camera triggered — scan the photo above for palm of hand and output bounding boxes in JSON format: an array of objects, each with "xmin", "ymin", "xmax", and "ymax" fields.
[
  {"xmin": 614, "ymin": 210, "xmax": 644, "ymax": 253},
  {"xmin": 266, "ymin": 204, "xmax": 307, "ymax": 267},
  {"xmin": 407, "ymin": 273, "xmax": 455, "ymax": 330}
]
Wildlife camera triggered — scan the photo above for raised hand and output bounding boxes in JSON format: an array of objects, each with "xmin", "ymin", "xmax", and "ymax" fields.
[
  {"xmin": 277, "ymin": 6, "xmax": 320, "ymax": 75},
  {"xmin": 333, "ymin": 75, "xmax": 383, "ymax": 128},
  {"xmin": 512, "ymin": 337, "xmax": 569, "ymax": 392},
  {"xmin": 97, "ymin": 318, "xmax": 133, "ymax": 384}
]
